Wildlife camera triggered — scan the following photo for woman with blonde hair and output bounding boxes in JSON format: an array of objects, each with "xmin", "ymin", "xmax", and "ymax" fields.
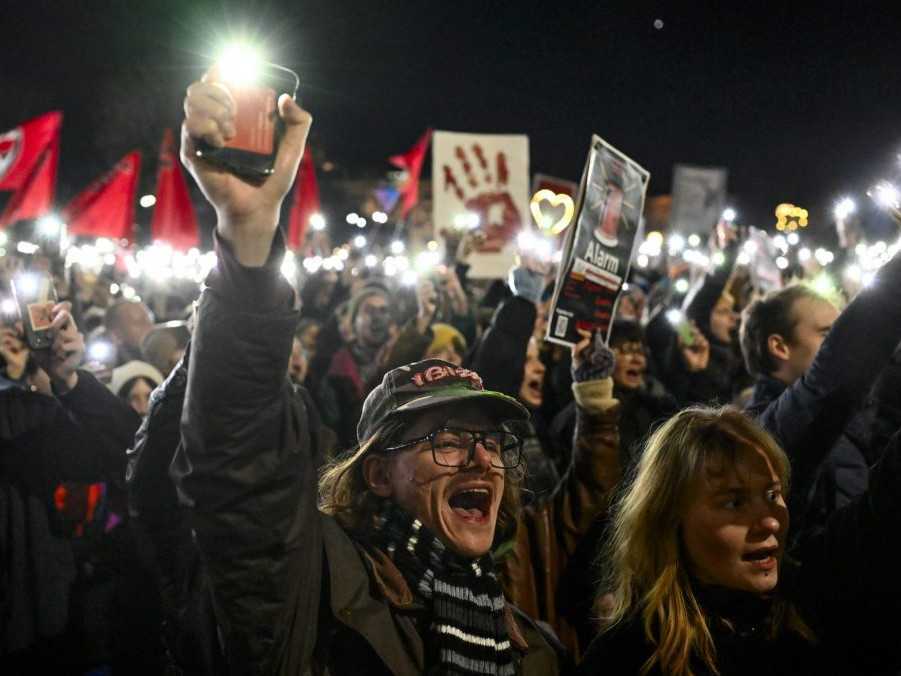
[{"xmin": 578, "ymin": 406, "xmax": 901, "ymax": 675}]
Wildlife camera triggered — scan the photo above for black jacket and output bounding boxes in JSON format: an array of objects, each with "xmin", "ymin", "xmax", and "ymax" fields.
[
  {"xmin": 578, "ymin": 427, "xmax": 901, "ymax": 675},
  {"xmin": 745, "ymin": 251, "xmax": 901, "ymax": 543},
  {"xmin": 171, "ymin": 234, "xmax": 562, "ymax": 674},
  {"xmin": 0, "ymin": 371, "xmax": 139, "ymax": 660}
]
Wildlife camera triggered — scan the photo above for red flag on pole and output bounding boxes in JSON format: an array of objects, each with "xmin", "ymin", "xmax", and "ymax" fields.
[
  {"xmin": 0, "ymin": 134, "xmax": 60, "ymax": 228},
  {"xmin": 64, "ymin": 151, "xmax": 141, "ymax": 242},
  {"xmin": 287, "ymin": 146, "xmax": 320, "ymax": 250},
  {"xmin": 389, "ymin": 128, "xmax": 432, "ymax": 218},
  {"xmin": 0, "ymin": 112, "xmax": 62, "ymax": 191},
  {"xmin": 150, "ymin": 129, "xmax": 199, "ymax": 250}
]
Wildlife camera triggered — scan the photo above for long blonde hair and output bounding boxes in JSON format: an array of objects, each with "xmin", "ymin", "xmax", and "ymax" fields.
[{"xmin": 602, "ymin": 406, "xmax": 808, "ymax": 676}]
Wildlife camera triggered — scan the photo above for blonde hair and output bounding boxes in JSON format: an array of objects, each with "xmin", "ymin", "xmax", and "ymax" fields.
[
  {"xmin": 602, "ymin": 406, "xmax": 810, "ymax": 676},
  {"xmin": 318, "ymin": 421, "xmax": 522, "ymax": 538}
]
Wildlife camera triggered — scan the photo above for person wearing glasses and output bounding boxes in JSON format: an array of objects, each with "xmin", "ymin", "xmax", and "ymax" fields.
[{"xmin": 173, "ymin": 75, "xmax": 621, "ymax": 674}]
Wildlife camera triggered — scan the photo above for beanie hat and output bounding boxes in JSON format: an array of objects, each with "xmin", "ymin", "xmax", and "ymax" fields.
[
  {"xmin": 349, "ymin": 283, "xmax": 391, "ymax": 324},
  {"xmin": 425, "ymin": 323, "xmax": 467, "ymax": 358},
  {"xmin": 108, "ymin": 360, "xmax": 164, "ymax": 398}
]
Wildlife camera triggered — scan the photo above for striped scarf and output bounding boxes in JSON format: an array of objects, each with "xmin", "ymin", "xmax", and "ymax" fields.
[{"xmin": 372, "ymin": 500, "xmax": 516, "ymax": 676}]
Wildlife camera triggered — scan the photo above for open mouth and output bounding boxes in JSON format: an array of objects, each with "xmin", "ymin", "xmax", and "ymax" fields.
[
  {"xmin": 742, "ymin": 546, "xmax": 779, "ymax": 569},
  {"xmin": 447, "ymin": 486, "xmax": 492, "ymax": 523},
  {"xmin": 524, "ymin": 377, "xmax": 543, "ymax": 400}
]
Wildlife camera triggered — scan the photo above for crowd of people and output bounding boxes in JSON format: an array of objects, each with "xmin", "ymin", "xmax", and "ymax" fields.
[{"xmin": 2, "ymin": 77, "xmax": 901, "ymax": 676}]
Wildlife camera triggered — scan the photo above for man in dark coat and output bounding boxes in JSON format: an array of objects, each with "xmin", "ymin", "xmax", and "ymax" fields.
[{"xmin": 740, "ymin": 260, "xmax": 901, "ymax": 544}]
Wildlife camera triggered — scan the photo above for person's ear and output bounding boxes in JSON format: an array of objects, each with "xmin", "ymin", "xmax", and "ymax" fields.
[
  {"xmin": 767, "ymin": 333, "xmax": 790, "ymax": 363},
  {"xmin": 363, "ymin": 454, "xmax": 393, "ymax": 498}
]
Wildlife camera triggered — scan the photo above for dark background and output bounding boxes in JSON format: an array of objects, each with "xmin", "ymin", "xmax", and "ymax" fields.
[{"xmin": 2, "ymin": 0, "xmax": 900, "ymax": 241}]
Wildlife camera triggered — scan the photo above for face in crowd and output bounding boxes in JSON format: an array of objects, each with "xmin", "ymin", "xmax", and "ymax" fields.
[
  {"xmin": 289, "ymin": 337, "xmax": 308, "ymax": 384},
  {"xmin": 110, "ymin": 301, "xmax": 154, "ymax": 352},
  {"xmin": 123, "ymin": 376, "xmax": 155, "ymax": 417},
  {"xmin": 709, "ymin": 293, "xmax": 738, "ymax": 344},
  {"xmin": 363, "ymin": 402, "xmax": 509, "ymax": 558},
  {"xmin": 518, "ymin": 336, "xmax": 546, "ymax": 409},
  {"xmin": 611, "ymin": 339, "xmax": 646, "ymax": 390},
  {"xmin": 682, "ymin": 443, "xmax": 788, "ymax": 594},
  {"xmin": 355, "ymin": 294, "xmax": 392, "ymax": 348},
  {"xmin": 774, "ymin": 296, "xmax": 839, "ymax": 383}
]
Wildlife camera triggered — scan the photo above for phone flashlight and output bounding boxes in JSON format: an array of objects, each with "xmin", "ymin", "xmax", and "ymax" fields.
[
  {"xmin": 11, "ymin": 272, "xmax": 57, "ymax": 350},
  {"xmin": 666, "ymin": 308, "xmax": 695, "ymax": 347},
  {"xmin": 196, "ymin": 44, "xmax": 300, "ymax": 178}
]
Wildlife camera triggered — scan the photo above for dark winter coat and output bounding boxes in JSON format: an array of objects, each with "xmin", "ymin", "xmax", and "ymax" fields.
[
  {"xmin": 0, "ymin": 371, "xmax": 139, "ymax": 662},
  {"xmin": 171, "ymin": 234, "xmax": 569, "ymax": 675},
  {"xmin": 745, "ymin": 250, "xmax": 901, "ymax": 544}
]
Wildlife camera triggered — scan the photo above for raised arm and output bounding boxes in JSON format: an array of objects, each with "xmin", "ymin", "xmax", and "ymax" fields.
[
  {"xmin": 756, "ymin": 252, "xmax": 901, "ymax": 527},
  {"xmin": 169, "ymin": 74, "xmax": 321, "ymax": 673}
]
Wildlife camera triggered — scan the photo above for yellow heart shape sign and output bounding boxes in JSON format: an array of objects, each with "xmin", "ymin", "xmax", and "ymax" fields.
[{"xmin": 530, "ymin": 189, "xmax": 575, "ymax": 235}]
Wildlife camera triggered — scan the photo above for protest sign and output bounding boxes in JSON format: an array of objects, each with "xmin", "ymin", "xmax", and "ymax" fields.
[
  {"xmin": 546, "ymin": 135, "xmax": 650, "ymax": 347},
  {"xmin": 432, "ymin": 131, "xmax": 529, "ymax": 278},
  {"xmin": 669, "ymin": 164, "xmax": 728, "ymax": 235}
]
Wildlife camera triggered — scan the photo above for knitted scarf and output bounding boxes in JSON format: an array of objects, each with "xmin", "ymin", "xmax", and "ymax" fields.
[{"xmin": 371, "ymin": 500, "xmax": 516, "ymax": 676}]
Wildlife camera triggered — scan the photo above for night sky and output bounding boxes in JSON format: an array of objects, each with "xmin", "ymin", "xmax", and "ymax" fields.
[{"xmin": 3, "ymin": 1, "xmax": 900, "ymax": 241}]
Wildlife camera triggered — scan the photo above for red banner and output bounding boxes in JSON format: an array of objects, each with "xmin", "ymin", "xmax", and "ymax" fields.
[
  {"xmin": 150, "ymin": 129, "xmax": 199, "ymax": 250},
  {"xmin": 0, "ymin": 136, "xmax": 59, "ymax": 228},
  {"xmin": 64, "ymin": 151, "xmax": 141, "ymax": 242},
  {"xmin": 389, "ymin": 128, "xmax": 431, "ymax": 218},
  {"xmin": 0, "ymin": 112, "xmax": 62, "ymax": 192},
  {"xmin": 287, "ymin": 146, "xmax": 320, "ymax": 250}
]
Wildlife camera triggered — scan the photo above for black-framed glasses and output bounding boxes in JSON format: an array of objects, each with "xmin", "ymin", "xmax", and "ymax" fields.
[{"xmin": 383, "ymin": 427, "xmax": 523, "ymax": 469}]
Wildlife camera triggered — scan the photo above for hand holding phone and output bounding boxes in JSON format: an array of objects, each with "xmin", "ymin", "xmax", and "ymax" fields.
[{"xmin": 11, "ymin": 273, "xmax": 57, "ymax": 351}]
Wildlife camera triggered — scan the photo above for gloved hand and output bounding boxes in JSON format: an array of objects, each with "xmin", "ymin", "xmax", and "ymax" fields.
[
  {"xmin": 507, "ymin": 265, "xmax": 543, "ymax": 304},
  {"xmin": 571, "ymin": 329, "xmax": 615, "ymax": 383}
]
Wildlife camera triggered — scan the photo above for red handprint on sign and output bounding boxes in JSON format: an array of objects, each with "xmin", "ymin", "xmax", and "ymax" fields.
[{"xmin": 443, "ymin": 144, "xmax": 521, "ymax": 253}]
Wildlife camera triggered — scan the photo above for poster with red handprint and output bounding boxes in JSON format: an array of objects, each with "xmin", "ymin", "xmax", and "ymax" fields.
[
  {"xmin": 432, "ymin": 131, "xmax": 529, "ymax": 278},
  {"xmin": 546, "ymin": 135, "xmax": 650, "ymax": 347}
]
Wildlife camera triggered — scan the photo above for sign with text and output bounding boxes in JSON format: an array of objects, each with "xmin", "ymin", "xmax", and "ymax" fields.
[{"xmin": 546, "ymin": 135, "xmax": 650, "ymax": 346}]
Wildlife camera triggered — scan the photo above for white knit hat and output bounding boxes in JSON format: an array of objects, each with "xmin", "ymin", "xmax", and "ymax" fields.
[{"xmin": 108, "ymin": 360, "xmax": 164, "ymax": 397}]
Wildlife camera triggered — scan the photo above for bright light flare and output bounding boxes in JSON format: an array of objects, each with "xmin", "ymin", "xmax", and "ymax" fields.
[
  {"xmin": 787, "ymin": 232, "xmax": 800, "ymax": 246},
  {"xmin": 665, "ymin": 308, "xmax": 685, "ymax": 326},
  {"xmin": 37, "ymin": 214, "xmax": 63, "ymax": 237},
  {"xmin": 776, "ymin": 256, "xmax": 789, "ymax": 270},
  {"xmin": 834, "ymin": 197, "xmax": 856, "ymax": 221},
  {"xmin": 674, "ymin": 278, "xmax": 690, "ymax": 294},
  {"xmin": 310, "ymin": 213, "xmax": 326, "ymax": 231},
  {"xmin": 88, "ymin": 340, "xmax": 114, "ymax": 363},
  {"xmin": 217, "ymin": 43, "xmax": 265, "ymax": 86},
  {"xmin": 0, "ymin": 298, "xmax": 17, "ymax": 315},
  {"xmin": 139, "ymin": 194, "xmax": 157, "ymax": 208},
  {"xmin": 353, "ymin": 235, "xmax": 367, "ymax": 249},
  {"xmin": 869, "ymin": 182, "xmax": 901, "ymax": 210},
  {"xmin": 372, "ymin": 211, "xmax": 388, "ymax": 224},
  {"xmin": 687, "ymin": 234, "xmax": 701, "ymax": 248},
  {"xmin": 667, "ymin": 234, "xmax": 685, "ymax": 254},
  {"xmin": 16, "ymin": 241, "xmax": 39, "ymax": 255},
  {"xmin": 722, "ymin": 207, "xmax": 737, "ymax": 222},
  {"xmin": 390, "ymin": 240, "xmax": 405, "ymax": 255}
]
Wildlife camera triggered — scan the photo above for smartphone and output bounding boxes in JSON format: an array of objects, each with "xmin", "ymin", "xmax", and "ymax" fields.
[
  {"xmin": 11, "ymin": 273, "xmax": 57, "ymax": 350},
  {"xmin": 666, "ymin": 309, "xmax": 695, "ymax": 347},
  {"xmin": 0, "ymin": 295, "xmax": 19, "ymax": 328},
  {"xmin": 196, "ymin": 62, "xmax": 300, "ymax": 178}
]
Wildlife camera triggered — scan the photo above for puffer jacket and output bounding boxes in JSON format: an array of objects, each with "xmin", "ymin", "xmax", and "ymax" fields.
[{"xmin": 171, "ymin": 233, "xmax": 573, "ymax": 675}]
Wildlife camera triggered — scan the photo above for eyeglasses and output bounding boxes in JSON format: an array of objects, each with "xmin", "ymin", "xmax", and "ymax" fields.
[
  {"xmin": 613, "ymin": 342, "xmax": 647, "ymax": 357},
  {"xmin": 383, "ymin": 427, "xmax": 523, "ymax": 469}
]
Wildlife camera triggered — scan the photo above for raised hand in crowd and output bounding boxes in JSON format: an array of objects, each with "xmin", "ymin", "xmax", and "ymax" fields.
[
  {"xmin": 181, "ymin": 70, "xmax": 312, "ymax": 264},
  {"xmin": 31, "ymin": 301, "xmax": 85, "ymax": 392},
  {"xmin": 678, "ymin": 321, "xmax": 710, "ymax": 372},
  {"xmin": 415, "ymin": 276, "xmax": 438, "ymax": 334},
  {"xmin": 0, "ymin": 323, "xmax": 29, "ymax": 381}
]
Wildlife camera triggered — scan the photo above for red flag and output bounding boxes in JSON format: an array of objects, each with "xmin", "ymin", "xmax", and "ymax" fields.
[
  {"xmin": 287, "ymin": 147, "xmax": 320, "ymax": 250},
  {"xmin": 389, "ymin": 129, "xmax": 432, "ymax": 218},
  {"xmin": 0, "ymin": 134, "xmax": 60, "ymax": 228},
  {"xmin": 64, "ymin": 151, "xmax": 141, "ymax": 242},
  {"xmin": 0, "ymin": 112, "xmax": 62, "ymax": 191},
  {"xmin": 150, "ymin": 129, "xmax": 199, "ymax": 250}
]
